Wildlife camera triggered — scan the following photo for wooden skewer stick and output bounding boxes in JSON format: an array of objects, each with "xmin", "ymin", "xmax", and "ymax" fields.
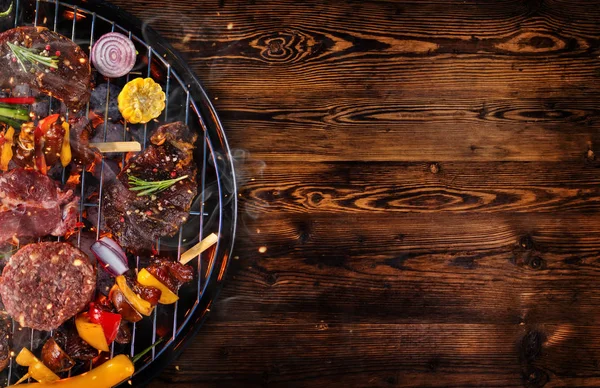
[
  {"xmin": 179, "ymin": 233, "xmax": 218, "ymax": 265},
  {"xmin": 90, "ymin": 141, "xmax": 141, "ymax": 153}
]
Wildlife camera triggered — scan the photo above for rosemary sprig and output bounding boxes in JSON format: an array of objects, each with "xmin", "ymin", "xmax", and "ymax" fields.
[
  {"xmin": 128, "ymin": 174, "xmax": 189, "ymax": 197},
  {"xmin": 7, "ymin": 42, "xmax": 59, "ymax": 72},
  {"xmin": 0, "ymin": 2, "xmax": 13, "ymax": 17}
]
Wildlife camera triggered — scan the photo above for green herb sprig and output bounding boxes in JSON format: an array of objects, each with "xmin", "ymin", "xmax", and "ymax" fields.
[
  {"xmin": 128, "ymin": 174, "xmax": 189, "ymax": 197},
  {"xmin": 0, "ymin": 2, "xmax": 13, "ymax": 18},
  {"xmin": 7, "ymin": 42, "xmax": 59, "ymax": 72}
]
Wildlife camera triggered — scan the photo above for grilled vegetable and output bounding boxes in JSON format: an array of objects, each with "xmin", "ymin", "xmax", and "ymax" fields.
[
  {"xmin": 54, "ymin": 326, "xmax": 97, "ymax": 361},
  {"xmin": 34, "ymin": 114, "xmax": 60, "ymax": 173},
  {"xmin": 0, "ymin": 103, "xmax": 29, "ymax": 128},
  {"xmin": 115, "ymin": 275, "xmax": 154, "ymax": 316},
  {"xmin": 1, "ymin": 126, "xmax": 14, "ymax": 171},
  {"xmin": 109, "ymin": 285, "xmax": 143, "ymax": 323},
  {"xmin": 14, "ymin": 348, "xmax": 60, "ymax": 384},
  {"xmin": 91, "ymin": 236, "xmax": 129, "ymax": 277},
  {"xmin": 0, "ymin": 97, "xmax": 35, "ymax": 104},
  {"xmin": 14, "ymin": 122, "xmax": 35, "ymax": 168},
  {"xmin": 137, "ymin": 268, "xmax": 179, "ymax": 304},
  {"xmin": 59, "ymin": 121, "xmax": 70, "ymax": 167},
  {"xmin": 40, "ymin": 338, "xmax": 75, "ymax": 373},
  {"xmin": 115, "ymin": 320, "xmax": 132, "ymax": 344},
  {"xmin": 88, "ymin": 303, "xmax": 121, "ymax": 344},
  {"xmin": 75, "ymin": 312, "xmax": 109, "ymax": 352},
  {"xmin": 15, "ymin": 354, "xmax": 134, "ymax": 388},
  {"xmin": 118, "ymin": 77, "xmax": 165, "ymax": 124},
  {"xmin": 91, "ymin": 33, "xmax": 136, "ymax": 78},
  {"xmin": 14, "ymin": 339, "xmax": 163, "ymax": 388}
]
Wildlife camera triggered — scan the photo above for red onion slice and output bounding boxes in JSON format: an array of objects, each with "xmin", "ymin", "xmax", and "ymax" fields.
[
  {"xmin": 91, "ymin": 236, "xmax": 129, "ymax": 276},
  {"xmin": 91, "ymin": 32, "xmax": 137, "ymax": 78}
]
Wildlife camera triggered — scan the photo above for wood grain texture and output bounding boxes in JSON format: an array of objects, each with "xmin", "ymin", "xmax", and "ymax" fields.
[{"xmin": 106, "ymin": 0, "xmax": 600, "ymax": 386}]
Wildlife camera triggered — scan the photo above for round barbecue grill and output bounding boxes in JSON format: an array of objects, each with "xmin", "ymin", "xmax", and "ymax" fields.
[{"xmin": 0, "ymin": 0, "xmax": 237, "ymax": 386}]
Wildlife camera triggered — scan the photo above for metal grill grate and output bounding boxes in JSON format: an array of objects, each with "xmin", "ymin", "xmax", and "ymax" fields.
[{"xmin": 1, "ymin": 0, "xmax": 237, "ymax": 385}]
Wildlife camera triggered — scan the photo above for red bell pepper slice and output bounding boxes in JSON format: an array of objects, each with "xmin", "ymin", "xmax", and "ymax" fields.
[
  {"xmin": 0, "ymin": 97, "xmax": 36, "ymax": 105},
  {"xmin": 34, "ymin": 114, "xmax": 60, "ymax": 174},
  {"xmin": 88, "ymin": 303, "xmax": 122, "ymax": 344}
]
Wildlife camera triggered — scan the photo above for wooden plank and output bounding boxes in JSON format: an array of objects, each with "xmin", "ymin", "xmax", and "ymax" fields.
[
  {"xmin": 148, "ymin": 323, "xmax": 600, "ymax": 387},
  {"xmin": 239, "ymin": 161, "xmax": 600, "ymax": 214},
  {"xmin": 112, "ymin": 1, "xmax": 600, "ymax": 162},
  {"xmin": 212, "ymin": 212, "xmax": 600, "ymax": 325}
]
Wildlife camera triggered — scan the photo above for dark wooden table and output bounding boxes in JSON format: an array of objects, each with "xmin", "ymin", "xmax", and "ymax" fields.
[{"xmin": 111, "ymin": 0, "xmax": 600, "ymax": 386}]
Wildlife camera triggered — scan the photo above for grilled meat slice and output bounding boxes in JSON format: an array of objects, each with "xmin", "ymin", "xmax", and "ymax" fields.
[
  {"xmin": 103, "ymin": 122, "xmax": 198, "ymax": 253},
  {"xmin": 0, "ymin": 168, "xmax": 79, "ymax": 243},
  {"xmin": 0, "ymin": 27, "xmax": 91, "ymax": 111},
  {"xmin": 147, "ymin": 258, "xmax": 194, "ymax": 293}
]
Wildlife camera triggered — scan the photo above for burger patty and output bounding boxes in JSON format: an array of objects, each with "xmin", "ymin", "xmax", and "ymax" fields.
[{"xmin": 0, "ymin": 242, "xmax": 96, "ymax": 331}]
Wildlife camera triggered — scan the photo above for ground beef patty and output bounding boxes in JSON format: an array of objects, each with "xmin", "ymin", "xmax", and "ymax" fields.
[{"xmin": 0, "ymin": 242, "xmax": 95, "ymax": 331}]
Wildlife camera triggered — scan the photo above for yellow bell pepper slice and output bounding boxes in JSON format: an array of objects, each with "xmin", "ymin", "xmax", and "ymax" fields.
[
  {"xmin": 116, "ymin": 275, "xmax": 154, "ymax": 316},
  {"xmin": 59, "ymin": 122, "xmax": 71, "ymax": 167},
  {"xmin": 14, "ymin": 348, "xmax": 60, "ymax": 384},
  {"xmin": 75, "ymin": 313, "xmax": 109, "ymax": 352},
  {"xmin": 137, "ymin": 269, "xmax": 179, "ymax": 304},
  {"xmin": 15, "ymin": 348, "xmax": 37, "ymax": 366},
  {"xmin": 1, "ymin": 126, "xmax": 14, "ymax": 171},
  {"xmin": 15, "ymin": 354, "xmax": 134, "ymax": 388}
]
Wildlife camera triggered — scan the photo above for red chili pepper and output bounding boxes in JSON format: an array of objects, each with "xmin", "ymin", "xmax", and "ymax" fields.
[
  {"xmin": 0, "ymin": 97, "xmax": 36, "ymax": 105},
  {"xmin": 34, "ymin": 114, "xmax": 60, "ymax": 174},
  {"xmin": 88, "ymin": 303, "xmax": 122, "ymax": 344}
]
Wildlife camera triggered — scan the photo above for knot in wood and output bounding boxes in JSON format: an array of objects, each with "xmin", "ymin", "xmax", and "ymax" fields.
[
  {"xmin": 429, "ymin": 162, "xmax": 440, "ymax": 174},
  {"xmin": 252, "ymin": 30, "xmax": 313, "ymax": 63}
]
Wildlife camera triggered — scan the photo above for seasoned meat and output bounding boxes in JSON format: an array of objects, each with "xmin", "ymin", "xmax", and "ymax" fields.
[
  {"xmin": 126, "ymin": 272, "xmax": 161, "ymax": 306},
  {"xmin": 0, "ymin": 27, "xmax": 91, "ymax": 111},
  {"xmin": 147, "ymin": 258, "xmax": 194, "ymax": 293},
  {"xmin": 103, "ymin": 122, "xmax": 198, "ymax": 253},
  {"xmin": 0, "ymin": 242, "xmax": 96, "ymax": 331},
  {"xmin": 0, "ymin": 168, "xmax": 79, "ymax": 243}
]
